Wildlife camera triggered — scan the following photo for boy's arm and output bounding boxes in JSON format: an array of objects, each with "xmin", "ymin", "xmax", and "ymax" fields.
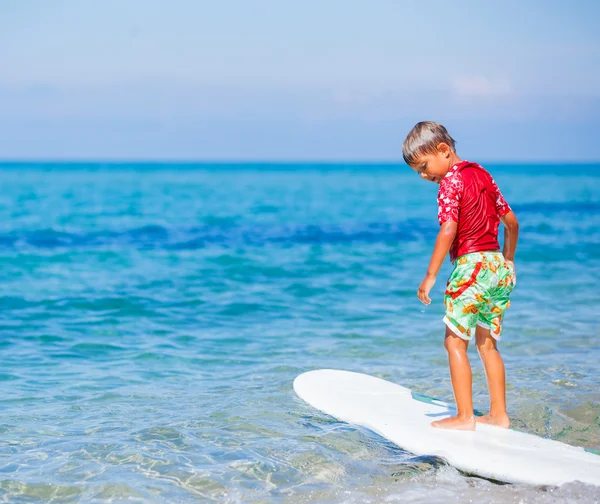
[
  {"xmin": 500, "ymin": 210, "xmax": 519, "ymax": 262},
  {"xmin": 417, "ymin": 221, "xmax": 457, "ymax": 305},
  {"xmin": 500, "ymin": 210, "xmax": 519, "ymax": 284}
]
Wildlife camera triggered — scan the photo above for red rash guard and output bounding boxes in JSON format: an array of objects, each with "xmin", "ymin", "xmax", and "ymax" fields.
[{"xmin": 437, "ymin": 161, "xmax": 511, "ymax": 263}]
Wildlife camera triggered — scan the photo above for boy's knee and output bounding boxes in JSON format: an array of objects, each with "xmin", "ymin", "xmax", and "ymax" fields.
[
  {"xmin": 476, "ymin": 338, "xmax": 497, "ymax": 355},
  {"xmin": 444, "ymin": 333, "xmax": 468, "ymax": 353}
]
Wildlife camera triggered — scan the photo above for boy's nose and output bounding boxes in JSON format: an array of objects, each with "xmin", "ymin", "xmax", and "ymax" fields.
[{"xmin": 420, "ymin": 173, "xmax": 428, "ymax": 179}]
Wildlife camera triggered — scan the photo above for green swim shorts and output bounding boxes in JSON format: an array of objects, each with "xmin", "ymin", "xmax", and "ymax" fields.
[{"xmin": 443, "ymin": 251, "xmax": 515, "ymax": 341}]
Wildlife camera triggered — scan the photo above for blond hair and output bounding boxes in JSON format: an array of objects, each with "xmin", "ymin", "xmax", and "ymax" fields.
[{"xmin": 402, "ymin": 121, "xmax": 457, "ymax": 165}]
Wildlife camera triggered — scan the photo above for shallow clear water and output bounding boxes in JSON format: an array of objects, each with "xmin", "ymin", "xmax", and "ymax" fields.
[{"xmin": 0, "ymin": 163, "xmax": 599, "ymax": 503}]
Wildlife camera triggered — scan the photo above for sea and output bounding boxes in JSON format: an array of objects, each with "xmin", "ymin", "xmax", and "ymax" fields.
[{"xmin": 0, "ymin": 162, "xmax": 599, "ymax": 503}]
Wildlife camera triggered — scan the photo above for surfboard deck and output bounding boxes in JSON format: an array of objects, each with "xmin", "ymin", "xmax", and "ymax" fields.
[{"xmin": 293, "ymin": 369, "xmax": 600, "ymax": 486}]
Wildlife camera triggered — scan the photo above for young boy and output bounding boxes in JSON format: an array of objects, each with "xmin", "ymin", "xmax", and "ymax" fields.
[{"xmin": 402, "ymin": 121, "xmax": 519, "ymax": 431}]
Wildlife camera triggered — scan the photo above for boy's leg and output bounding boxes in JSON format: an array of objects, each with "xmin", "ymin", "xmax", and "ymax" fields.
[
  {"xmin": 431, "ymin": 325, "xmax": 475, "ymax": 430},
  {"xmin": 475, "ymin": 324, "xmax": 510, "ymax": 428}
]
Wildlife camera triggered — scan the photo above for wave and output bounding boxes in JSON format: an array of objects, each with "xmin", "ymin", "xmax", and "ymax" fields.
[
  {"xmin": 513, "ymin": 202, "xmax": 600, "ymax": 214},
  {"xmin": 0, "ymin": 201, "xmax": 597, "ymax": 251},
  {"xmin": 0, "ymin": 221, "xmax": 435, "ymax": 251}
]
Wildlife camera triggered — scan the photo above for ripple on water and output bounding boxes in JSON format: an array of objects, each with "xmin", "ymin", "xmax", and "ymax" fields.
[{"xmin": 1, "ymin": 165, "xmax": 599, "ymax": 502}]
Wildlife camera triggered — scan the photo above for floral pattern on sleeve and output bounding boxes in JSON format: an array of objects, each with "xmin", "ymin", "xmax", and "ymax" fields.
[
  {"xmin": 437, "ymin": 165, "xmax": 463, "ymax": 225},
  {"xmin": 490, "ymin": 177, "xmax": 511, "ymax": 216}
]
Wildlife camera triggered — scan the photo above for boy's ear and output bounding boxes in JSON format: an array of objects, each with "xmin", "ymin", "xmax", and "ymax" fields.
[{"xmin": 437, "ymin": 142, "xmax": 452, "ymax": 158}]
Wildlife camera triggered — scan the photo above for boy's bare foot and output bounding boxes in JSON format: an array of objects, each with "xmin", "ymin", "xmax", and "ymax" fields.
[
  {"xmin": 475, "ymin": 414, "xmax": 510, "ymax": 429},
  {"xmin": 431, "ymin": 415, "xmax": 476, "ymax": 430}
]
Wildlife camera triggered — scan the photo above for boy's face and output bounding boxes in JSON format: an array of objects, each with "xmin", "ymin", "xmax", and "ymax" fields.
[{"xmin": 409, "ymin": 143, "xmax": 454, "ymax": 184}]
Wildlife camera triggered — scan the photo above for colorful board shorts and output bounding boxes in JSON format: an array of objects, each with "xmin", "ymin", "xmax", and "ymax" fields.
[{"xmin": 443, "ymin": 251, "xmax": 515, "ymax": 341}]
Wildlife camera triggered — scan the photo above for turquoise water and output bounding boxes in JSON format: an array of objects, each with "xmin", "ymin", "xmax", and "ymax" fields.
[{"xmin": 0, "ymin": 162, "xmax": 599, "ymax": 503}]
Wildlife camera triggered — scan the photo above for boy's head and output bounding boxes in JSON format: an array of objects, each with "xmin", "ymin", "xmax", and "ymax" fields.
[{"xmin": 402, "ymin": 121, "xmax": 458, "ymax": 183}]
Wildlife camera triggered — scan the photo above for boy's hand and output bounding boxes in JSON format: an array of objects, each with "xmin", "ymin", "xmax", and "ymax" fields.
[
  {"xmin": 417, "ymin": 274, "xmax": 436, "ymax": 305},
  {"xmin": 507, "ymin": 260, "xmax": 517, "ymax": 286}
]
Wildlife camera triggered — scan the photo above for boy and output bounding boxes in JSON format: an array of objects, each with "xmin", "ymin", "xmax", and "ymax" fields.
[{"xmin": 402, "ymin": 121, "xmax": 519, "ymax": 430}]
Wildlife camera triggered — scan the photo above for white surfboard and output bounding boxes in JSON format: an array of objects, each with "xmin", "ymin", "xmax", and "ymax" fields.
[{"xmin": 293, "ymin": 369, "xmax": 600, "ymax": 486}]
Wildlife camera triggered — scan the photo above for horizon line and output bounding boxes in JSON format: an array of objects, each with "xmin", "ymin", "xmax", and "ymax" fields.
[{"xmin": 1, "ymin": 159, "xmax": 599, "ymax": 166}]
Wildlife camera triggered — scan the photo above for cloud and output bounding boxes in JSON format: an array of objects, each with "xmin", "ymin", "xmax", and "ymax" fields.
[{"xmin": 452, "ymin": 76, "xmax": 512, "ymax": 97}]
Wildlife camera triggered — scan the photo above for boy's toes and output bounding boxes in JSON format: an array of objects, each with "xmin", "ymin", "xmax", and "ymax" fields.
[
  {"xmin": 431, "ymin": 415, "xmax": 476, "ymax": 430},
  {"xmin": 475, "ymin": 414, "xmax": 510, "ymax": 429}
]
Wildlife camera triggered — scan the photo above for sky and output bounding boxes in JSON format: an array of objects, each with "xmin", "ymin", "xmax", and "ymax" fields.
[{"xmin": 1, "ymin": 0, "xmax": 599, "ymax": 161}]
